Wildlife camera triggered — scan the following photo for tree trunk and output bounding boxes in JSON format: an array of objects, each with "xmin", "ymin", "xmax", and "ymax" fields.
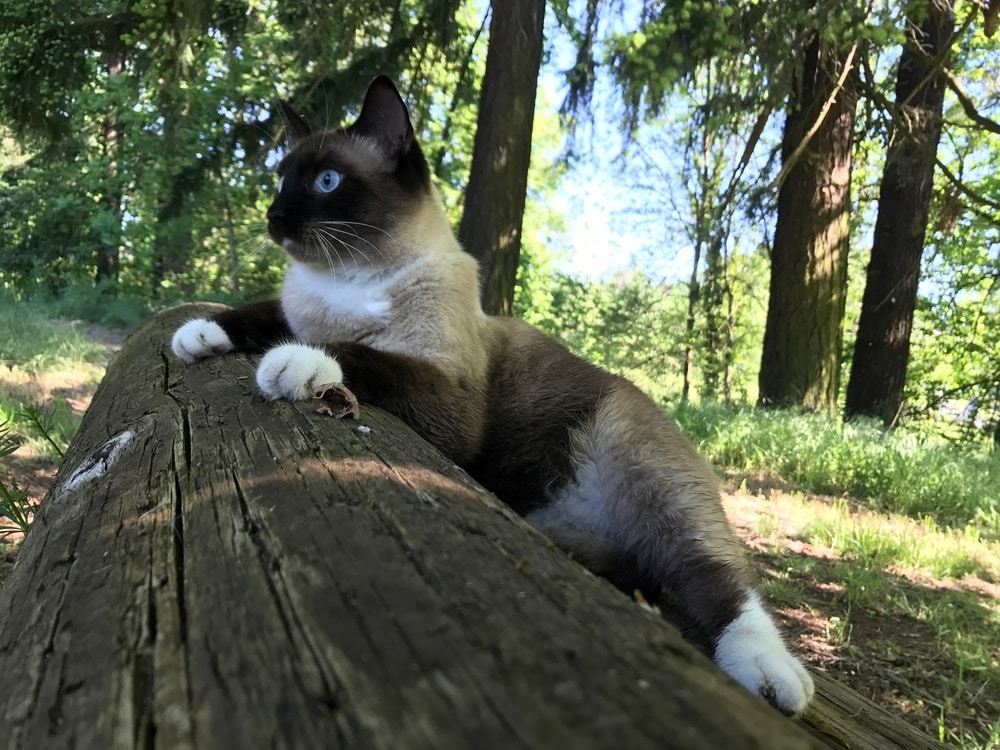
[
  {"xmin": 844, "ymin": 0, "xmax": 955, "ymax": 424},
  {"xmin": 458, "ymin": 0, "xmax": 545, "ymax": 316},
  {"xmin": 702, "ymin": 234, "xmax": 727, "ymax": 400},
  {"xmin": 759, "ymin": 36, "xmax": 857, "ymax": 413},
  {"xmin": 151, "ymin": 95, "xmax": 198, "ymax": 296},
  {"xmin": 682, "ymin": 242, "xmax": 702, "ymax": 404},
  {"xmin": 95, "ymin": 47, "xmax": 124, "ymax": 285},
  {"xmin": 0, "ymin": 305, "xmax": 946, "ymax": 750}
]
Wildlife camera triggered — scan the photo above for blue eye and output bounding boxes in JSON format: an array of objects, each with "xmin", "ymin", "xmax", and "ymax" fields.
[{"xmin": 314, "ymin": 169, "xmax": 341, "ymax": 193}]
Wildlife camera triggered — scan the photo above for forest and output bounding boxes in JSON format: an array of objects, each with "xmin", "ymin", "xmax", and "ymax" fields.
[
  {"xmin": 1, "ymin": 0, "xmax": 1000, "ymax": 746},
  {"xmin": 0, "ymin": 0, "xmax": 998, "ymax": 432}
]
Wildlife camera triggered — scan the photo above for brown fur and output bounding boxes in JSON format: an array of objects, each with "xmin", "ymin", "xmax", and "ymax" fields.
[
  {"xmin": 209, "ymin": 78, "xmax": 755, "ymax": 642},
  {"xmin": 175, "ymin": 76, "xmax": 813, "ymax": 714}
]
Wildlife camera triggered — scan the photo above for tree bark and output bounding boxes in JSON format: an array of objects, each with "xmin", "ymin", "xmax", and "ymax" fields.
[
  {"xmin": 844, "ymin": 0, "xmax": 955, "ymax": 424},
  {"xmin": 458, "ymin": 0, "xmax": 545, "ymax": 316},
  {"xmin": 0, "ymin": 305, "xmax": 945, "ymax": 750},
  {"xmin": 95, "ymin": 46, "xmax": 124, "ymax": 285},
  {"xmin": 759, "ymin": 36, "xmax": 857, "ymax": 413}
]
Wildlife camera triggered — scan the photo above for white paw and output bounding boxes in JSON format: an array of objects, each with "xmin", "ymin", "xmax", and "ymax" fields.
[
  {"xmin": 172, "ymin": 319, "xmax": 234, "ymax": 362},
  {"xmin": 714, "ymin": 594, "xmax": 815, "ymax": 716},
  {"xmin": 256, "ymin": 343, "xmax": 343, "ymax": 401}
]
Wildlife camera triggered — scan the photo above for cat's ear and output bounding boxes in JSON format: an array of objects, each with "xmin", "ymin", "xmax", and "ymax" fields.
[
  {"xmin": 278, "ymin": 99, "xmax": 313, "ymax": 146},
  {"xmin": 352, "ymin": 76, "xmax": 414, "ymax": 162}
]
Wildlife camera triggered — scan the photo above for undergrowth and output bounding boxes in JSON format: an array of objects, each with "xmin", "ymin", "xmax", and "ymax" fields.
[
  {"xmin": 673, "ymin": 403, "xmax": 1000, "ymax": 533},
  {"xmin": 0, "ymin": 420, "xmax": 33, "ymax": 544},
  {"xmin": 0, "ymin": 289, "xmax": 118, "ymax": 371}
]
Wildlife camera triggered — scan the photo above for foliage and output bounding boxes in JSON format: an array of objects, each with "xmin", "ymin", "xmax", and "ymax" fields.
[
  {"xmin": 0, "ymin": 421, "xmax": 31, "ymax": 542},
  {"xmin": 0, "ymin": 405, "xmax": 71, "ymax": 543},
  {"xmin": 0, "ymin": 0, "xmax": 489, "ymax": 306},
  {"xmin": 904, "ymin": 19, "xmax": 1000, "ymax": 434},
  {"xmin": 519, "ymin": 258, "xmax": 770, "ymax": 406}
]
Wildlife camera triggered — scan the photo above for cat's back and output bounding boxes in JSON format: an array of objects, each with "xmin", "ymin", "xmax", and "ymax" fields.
[{"xmin": 480, "ymin": 314, "xmax": 714, "ymax": 480}]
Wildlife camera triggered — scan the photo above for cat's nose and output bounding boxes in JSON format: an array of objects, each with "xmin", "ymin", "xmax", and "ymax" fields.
[
  {"xmin": 267, "ymin": 212, "xmax": 290, "ymax": 245},
  {"xmin": 266, "ymin": 205, "xmax": 287, "ymax": 234}
]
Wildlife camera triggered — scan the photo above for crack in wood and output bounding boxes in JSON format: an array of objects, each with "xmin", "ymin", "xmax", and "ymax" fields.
[
  {"xmin": 28, "ymin": 523, "xmax": 84, "ymax": 739},
  {"xmin": 229, "ymin": 469, "xmax": 349, "ymax": 736},
  {"xmin": 171, "ymin": 459, "xmax": 194, "ymax": 726},
  {"xmin": 132, "ymin": 553, "xmax": 157, "ymax": 750}
]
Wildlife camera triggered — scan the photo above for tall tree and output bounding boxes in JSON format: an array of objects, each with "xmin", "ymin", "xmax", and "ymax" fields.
[
  {"xmin": 458, "ymin": 0, "xmax": 546, "ymax": 316},
  {"xmin": 758, "ymin": 35, "xmax": 858, "ymax": 413},
  {"xmin": 844, "ymin": 0, "xmax": 955, "ymax": 424}
]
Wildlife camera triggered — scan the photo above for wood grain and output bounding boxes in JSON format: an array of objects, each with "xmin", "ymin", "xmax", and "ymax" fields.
[{"xmin": 0, "ymin": 304, "xmax": 942, "ymax": 750}]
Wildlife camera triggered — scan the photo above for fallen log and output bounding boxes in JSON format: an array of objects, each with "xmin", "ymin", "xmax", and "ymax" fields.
[{"xmin": 0, "ymin": 304, "xmax": 943, "ymax": 750}]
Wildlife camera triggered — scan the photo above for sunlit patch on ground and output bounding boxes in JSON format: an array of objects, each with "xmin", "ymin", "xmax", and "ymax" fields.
[{"xmin": 724, "ymin": 488, "xmax": 1000, "ymax": 748}]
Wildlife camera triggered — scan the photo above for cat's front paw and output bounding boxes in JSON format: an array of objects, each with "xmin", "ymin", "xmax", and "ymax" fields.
[
  {"xmin": 257, "ymin": 343, "xmax": 343, "ymax": 401},
  {"xmin": 714, "ymin": 594, "xmax": 815, "ymax": 716},
  {"xmin": 172, "ymin": 319, "xmax": 234, "ymax": 362}
]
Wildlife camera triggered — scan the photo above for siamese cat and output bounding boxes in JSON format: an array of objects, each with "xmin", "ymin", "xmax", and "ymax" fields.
[{"xmin": 172, "ymin": 76, "xmax": 814, "ymax": 716}]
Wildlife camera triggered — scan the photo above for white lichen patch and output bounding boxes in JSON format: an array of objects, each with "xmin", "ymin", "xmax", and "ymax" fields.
[{"xmin": 62, "ymin": 429, "xmax": 137, "ymax": 496}]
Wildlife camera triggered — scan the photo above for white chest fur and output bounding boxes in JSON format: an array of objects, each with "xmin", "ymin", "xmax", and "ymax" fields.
[{"xmin": 281, "ymin": 261, "xmax": 406, "ymax": 343}]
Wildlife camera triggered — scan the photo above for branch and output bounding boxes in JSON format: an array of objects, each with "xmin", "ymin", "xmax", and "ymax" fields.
[
  {"xmin": 941, "ymin": 66, "xmax": 1000, "ymax": 135},
  {"xmin": 935, "ymin": 156, "xmax": 1000, "ymax": 215}
]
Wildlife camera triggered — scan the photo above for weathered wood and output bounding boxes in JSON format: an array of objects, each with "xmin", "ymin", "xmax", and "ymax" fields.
[{"xmin": 0, "ymin": 304, "xmax": 942, "ymax": 750}]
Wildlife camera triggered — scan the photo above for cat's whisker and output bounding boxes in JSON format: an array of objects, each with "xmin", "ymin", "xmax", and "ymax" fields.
[
  {"xmin": 308, "ymin": 223, "xmax": 384, "ymax": 273},
  {"xmin": 313, "ymin": 218, "xmax": 394, "ymax": 237},
  {"xmin": 308, "ymin": 226, "xmax": 357, "ymax": 281},
  {"xmin": 219, "ymin": 231, "xmax": 276, "ymax": 282},
  {"xmin": 312, "ymin": 217, "xmax": 393, "ymax": 237},
  {"xmin": 312, "ymin": 224, "xmax": 386, "ymax": 263}
]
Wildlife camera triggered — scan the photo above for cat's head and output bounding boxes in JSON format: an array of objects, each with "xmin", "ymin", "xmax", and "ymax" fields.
[{"xmin": 266, "ymin": 76, "xmax": 432, "ymax": 267}]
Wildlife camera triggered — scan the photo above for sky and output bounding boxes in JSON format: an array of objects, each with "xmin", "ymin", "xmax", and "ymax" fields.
[{"xmin": 533, "ymin": 4, "xmax": 704, "ymax": 283}]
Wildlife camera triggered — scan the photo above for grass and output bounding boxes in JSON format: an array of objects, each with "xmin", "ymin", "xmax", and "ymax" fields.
[
  {"xmin": 0, "ymin": 289, "xmax": 116, "ymax": 458},
  {"xmin": 735, "ymin": 490, "xmax": 1000, "ymax": 749},
  {"xmin": 0, "ymin": 289, "xmax": 117, "ymax": 371},
  {"xmin": 0, "ymin": 291, "xmax": 113, "ymax": 558},
  {"xmin": 674, "ymin": 402, "xmax": 1000, "ymax": 533}
]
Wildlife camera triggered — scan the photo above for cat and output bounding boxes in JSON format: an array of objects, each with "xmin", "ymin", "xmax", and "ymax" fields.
[{"xmin": 171, "ymin": 76, "xmax": 815, "ymax": 716}]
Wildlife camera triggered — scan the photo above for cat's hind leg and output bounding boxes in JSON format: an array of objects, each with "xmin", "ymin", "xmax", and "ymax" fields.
[{"xmin": 528, "ymin": 386, "xmax": 814, "ymax": 716}]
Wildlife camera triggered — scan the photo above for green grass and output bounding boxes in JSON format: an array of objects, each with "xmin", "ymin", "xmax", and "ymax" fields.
[
  {"xmin": 0, "ymin": 291, "xmax": 113, "ymax": 458},
  {"xmin": 745, "ymin": 485, "xmax": 1000, "ymax": 749},
  {"xmin": 805, "ymin": 510, "xmax": 985, "ymax": 579},
  {"xmin": 673, "ymin": 402, "xmax": 1000, "ymax": 533},
  {"xmin": 0, "ymin": 290, "xmax": 108, "ymax": 559},
  {"xmin": 0, "ymin": 289, "xmax": 117, "ymax": 372}
]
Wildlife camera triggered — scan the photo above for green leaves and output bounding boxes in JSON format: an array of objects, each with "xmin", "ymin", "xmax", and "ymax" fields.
[{"xmin": 0, "ymin": 0, "xmax": 494, "ymax": 300}]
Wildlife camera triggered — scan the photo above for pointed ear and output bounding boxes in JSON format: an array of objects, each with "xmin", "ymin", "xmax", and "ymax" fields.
[
  {"xmin": 278, "ymin": 99, "xmax": 313, "ymax": 146},
  {"xmin": 351, "ymin": 76, "xmax": 414, "ymax": 160}
]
